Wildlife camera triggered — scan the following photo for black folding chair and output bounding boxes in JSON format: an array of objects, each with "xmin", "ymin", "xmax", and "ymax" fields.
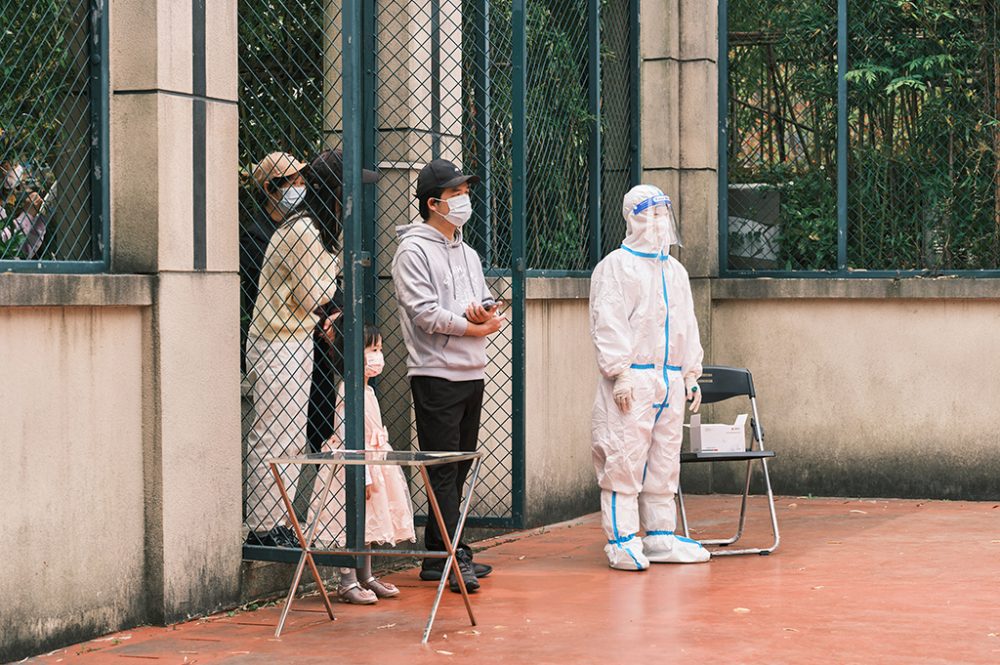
[{"xmin": 677, "ymin": 365, "xmax": 780, "ymax": 556}]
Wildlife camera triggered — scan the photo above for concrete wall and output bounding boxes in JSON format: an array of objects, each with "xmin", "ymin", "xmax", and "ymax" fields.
[
  {"xmin": 705, "ymin": 281, "xmax": 1000, "ymax": 500},
  {"xmin": 0, "ymin": 1, "xmax": 242, "ymax": 661},
  {"xmin": 524, "ymin": 279, "xmax": 600, "ymax": 526},
  {"xmin": 0, "ymin": 304, "xmax": 147, "ymax": 660}
]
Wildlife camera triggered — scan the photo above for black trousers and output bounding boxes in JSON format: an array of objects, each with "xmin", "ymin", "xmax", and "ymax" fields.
[
  {"xmin": 307, "ymin": 332, "xmax": 340, "ymax": 453},
  {"xmin": 410, "ymin": 376, "xmax": 485, "ymax": 555}
]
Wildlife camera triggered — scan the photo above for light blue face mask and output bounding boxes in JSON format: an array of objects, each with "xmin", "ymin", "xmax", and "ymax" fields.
[{"xmin": 277, "ymin": 184, "xmax": 306, "ymax": 214}]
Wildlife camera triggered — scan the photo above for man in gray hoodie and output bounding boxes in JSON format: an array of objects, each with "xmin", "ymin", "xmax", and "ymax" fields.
[{"xmin": 392, "ymin": 159, "xmax": 506, "ymax": 593}]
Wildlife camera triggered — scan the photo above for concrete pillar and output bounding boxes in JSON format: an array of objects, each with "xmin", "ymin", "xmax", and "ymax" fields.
[
  {"xmin": 640, "ymin": 0, "xmax": 719, "ymax": 279},
  {"xmin": 110, "ymin": 0, "xmax": 242, "ymax": 622},
  {"xmin": 641, "ymin": 0, "xmax": 719, "ymax": 492}
]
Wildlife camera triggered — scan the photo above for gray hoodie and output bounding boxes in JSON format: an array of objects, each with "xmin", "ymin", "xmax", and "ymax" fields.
[{"xmin": 391, "ymin": 223, "xmax": 492, "ymax": 381}]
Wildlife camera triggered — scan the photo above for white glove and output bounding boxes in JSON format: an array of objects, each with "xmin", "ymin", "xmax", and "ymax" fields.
[
  {"xmin": 686, "ymin": 381, "xmax": 702, "ymax": 413},
  {"xmin": 613, "ymin": 371, "xmax": 634, "ymax": 414}
]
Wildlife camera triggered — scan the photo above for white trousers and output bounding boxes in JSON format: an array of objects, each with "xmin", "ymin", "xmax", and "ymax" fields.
[
  {"xmin": 593, "ymin": 368, "xmax": 685, "ymax": 542},
  {"xmin": 245, "ymin": 335, "xmax": 314, "ymax": 532}
]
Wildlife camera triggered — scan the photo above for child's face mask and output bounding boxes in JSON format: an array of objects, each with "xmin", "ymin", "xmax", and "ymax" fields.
[{"xmin": 364, "ymin": 350, "xmax": 385, "ymax": 377}]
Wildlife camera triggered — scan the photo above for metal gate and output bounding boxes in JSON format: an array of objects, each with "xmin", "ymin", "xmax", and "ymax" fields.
[
  {"xmin": 238, "ymin": 0, "xmax": 528, "ymax": 562},
  {"xmin": 238, "ymin": 0, "xmax": 637, "ymax": 561}
]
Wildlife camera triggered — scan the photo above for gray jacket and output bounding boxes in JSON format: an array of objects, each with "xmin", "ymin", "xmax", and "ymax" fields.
[{"xmin": 391, "ymin": 223, "xmax": 491, "ymax": 381}]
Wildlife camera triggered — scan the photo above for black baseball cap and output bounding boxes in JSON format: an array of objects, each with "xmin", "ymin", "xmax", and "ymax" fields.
[
  {"xmin": 415, "ymin": 159, "xmax": 481, "ymax": 199},
  {"xmin": 305, "ymin": 149, "xmax": 380, "ymax": 190}
]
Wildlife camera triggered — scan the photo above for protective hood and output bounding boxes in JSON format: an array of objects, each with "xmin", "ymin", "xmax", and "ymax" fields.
[{"xmin": 621, "ymin": 184, "xmax": 681, "ymax": 256}]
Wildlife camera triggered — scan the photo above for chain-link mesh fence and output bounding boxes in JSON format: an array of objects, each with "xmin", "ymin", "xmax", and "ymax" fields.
[
  {"xmin": 723, "ymin": 0, "xmax": 999, "ymax": 273},
  {"xmin": 238, "ymin": 0, "xmax": 354, "ymax": 553},
  {"xmin": 724, "ymin": 0, "xmax": 838, "ymax": 272},
  {"xmin": 847, "ymin": 0, "xmax": 1000, "ymax": 271},
  {"xmin": 0, "ymin": 0, "xmax": 107, "ymax": 267},
  {"xmin": 600, "ymin": 0, "xmax": 636, "ymax": 258},
  {"xmin": 370, "ymin": 0, "xmax": 518, "ymax": 525}
]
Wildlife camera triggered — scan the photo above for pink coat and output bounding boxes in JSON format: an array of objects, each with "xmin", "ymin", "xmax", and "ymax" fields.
[{"xmin": 313, "ymin": 384, "xmax": 416, "ymax": 547}]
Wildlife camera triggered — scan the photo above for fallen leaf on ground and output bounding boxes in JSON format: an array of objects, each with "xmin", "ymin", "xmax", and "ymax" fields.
[
  {"xmin": 377, "ymin": 623, "xmax": 396, "ymax": 629},
  {"xmin": 436, "ymin": 650, "xmax": 454, "ymax": 656},
  {"xmin": 783, "ymin": 628, "xmax": 799, "ymax": 632},
  {"xmin": 456, "ymin": 629, "xmax": 480, "ymax": 636},
  {"xmin": 850, "ymin": 510, "xmax": 867, "ymax": 514},
  {"xmin": 787, "ymin": 503, "xmax": 798, "ymax": 508},
  {"xmin": 733, "ymin": 607, "xmax": 751, "ymax": 613},
  {"xmin": 827, "ymin": 541, "xmax": 843, "ymax": 545},
  {"xmin": 812, "ymin": 586, "xmax": 825, "ymax": 590}
]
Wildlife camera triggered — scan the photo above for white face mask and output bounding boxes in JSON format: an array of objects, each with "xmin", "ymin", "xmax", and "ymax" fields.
[
  {"xmin": 364, "ymin": 350, "xmax": 385, "ymax": 378},
  {"xmin": 438, "ymin": 194, "xmax": 473, "ymax": 228},
  {"xmin": 277, "ymin": 184, "xmax": 306, "ymax": 214}
]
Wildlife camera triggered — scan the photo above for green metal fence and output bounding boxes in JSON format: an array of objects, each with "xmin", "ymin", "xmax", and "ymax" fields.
[
  {"xmin": 238, "ymin": 0, "xmax": 639, "ymax": 562},
  {"xmin": 720, "ymin": 0, "xmax": 1000, "ymax": 276},
  {"xmin": 0, "ymin": 0, "xmax": 109, "ymax": 272}
]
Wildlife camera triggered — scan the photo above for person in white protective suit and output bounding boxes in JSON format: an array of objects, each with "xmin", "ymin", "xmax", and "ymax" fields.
[{"xmin": 589, "ymin": 184, "xmax": 709, "ymax": 571}]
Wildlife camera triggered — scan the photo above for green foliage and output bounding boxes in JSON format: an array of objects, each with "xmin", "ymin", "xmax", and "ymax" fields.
[
  {"xmin": 237, "ymin": 0, "xmax": 326, "ymax": 169},
  {"xmin": 462, "ymin": 0, "xmax": 629, "ymax": 270},
  {"xmin": 727, "ymin": 0, "xmax": 999, "ymax": 271}
]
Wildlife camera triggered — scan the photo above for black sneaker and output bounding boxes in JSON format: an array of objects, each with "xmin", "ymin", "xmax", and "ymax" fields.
[
  {"xmin": 245, "ymin": 530, "xmax": 278, "ymax": 547},
  {"xmin": 420, "ymin": 553, "xmax": 493, "ymax": 580},
  {"xmin": 448, "ymin": 556, "xmax": 480, "ymax": 594},
  {"xmin": 271, "ymin": 525, "xmax": 300, "ymax": 548},
  {"xmin": 245, "ymin": 525, "xmax": 299, "ymax": 548}
]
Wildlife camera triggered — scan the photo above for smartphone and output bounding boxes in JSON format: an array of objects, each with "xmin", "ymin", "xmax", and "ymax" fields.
[{"xmin": 463, "ymin": 298, "xmax": 500, "ymax": 318}]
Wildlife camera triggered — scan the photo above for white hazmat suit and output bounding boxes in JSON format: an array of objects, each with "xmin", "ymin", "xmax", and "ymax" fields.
[{"xmin": 590, "ymin": 185, "xmax": 709, "ymax": 570}]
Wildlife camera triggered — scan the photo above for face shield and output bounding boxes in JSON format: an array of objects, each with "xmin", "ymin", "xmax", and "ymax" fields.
[{"xmin": 623, "ymin": 186, "xmax": 682, "ymax": 254}]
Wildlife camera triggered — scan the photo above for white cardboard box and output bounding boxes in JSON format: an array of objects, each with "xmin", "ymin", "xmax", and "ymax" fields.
[{"xmin": 688, "ymin": 413, "xmax": 749, "ymax": 453}]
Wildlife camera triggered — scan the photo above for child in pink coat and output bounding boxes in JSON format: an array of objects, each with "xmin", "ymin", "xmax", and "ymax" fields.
[{"xmin": 328, "ymin": 324, "xmax": 416, "ymax": 604}]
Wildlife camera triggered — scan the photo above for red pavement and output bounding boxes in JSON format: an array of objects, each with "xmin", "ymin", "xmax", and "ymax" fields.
[{"xmin": 22, "ymin": 495, "xmax": 1000, "ymax": 665}]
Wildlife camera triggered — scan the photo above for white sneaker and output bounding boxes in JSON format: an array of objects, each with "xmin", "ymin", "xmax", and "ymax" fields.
[
  {"xmin": 605, "ymin": 534, "xmax": 650, "ymax": 571},
  {"xmin": 643, "ymin": 531, "xmax": 710, "ymax": 563}
]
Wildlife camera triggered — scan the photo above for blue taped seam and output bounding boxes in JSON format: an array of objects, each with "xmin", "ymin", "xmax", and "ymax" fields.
[
  {"xmin": 631, "ymin": 363, "xmax": 655, "ymax": 370},
  {"xmin": 611, "ymin": 491, "xmax": 621, "ymax": 543},
  {"xmin": 675, "ymin": 535, "xmax": 705, "ymax": 548},
  {"xmin": 620, "ymin": 243, "xmax": 669, "ymax": 261},
  {"xmin": 646, "ymin": 530, "xmax": 674, "ymax": 537},
  {"xmin": 607, "ymin": 533, "xmax": 637, "ymax": 545},
  {"xmin": 654, "ymin": 267, "xmax": 670, "ymax": 425}
]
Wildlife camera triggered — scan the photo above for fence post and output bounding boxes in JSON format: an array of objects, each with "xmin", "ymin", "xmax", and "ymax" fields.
[
  {"xmin": 510, "ymin": 0, "xmax": 527, "ymax": 527},
  {"xmin": 89, "ymin": 0, "xmax": 110, "ymax": 266},
  {"xmin": 629, "ymin": 0, "xmax": 641, "ymax": 187},
  {"xmin": 837, "ymin": 0, "xmax": 848, "ymax": 271},
  {"xmin": 363, "ymin": 0, "xmax": 377, "ymax": 309},
  {"xmin": 342, "ymin": 0, "xmax": 367, "ymax": 557},
  {"xmin": 718, "ymin": 0, "xmax": 729, "ymax": 275},
  {"xmin": 588, "ymin": 0, "xmax": 602, "ymax": 268},
  {"xmin": 474, "ymin": 0, "xmax": 493, "ymax": 266}
]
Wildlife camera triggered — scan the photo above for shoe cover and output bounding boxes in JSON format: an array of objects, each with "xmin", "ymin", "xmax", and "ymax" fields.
[
  {"xmin": 604, "ymin": 534, "xmax": 650, "ymax": 571},
  {"xmin": 643, "ymin": 531, "xmax": 710, "ymax": 563}
]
